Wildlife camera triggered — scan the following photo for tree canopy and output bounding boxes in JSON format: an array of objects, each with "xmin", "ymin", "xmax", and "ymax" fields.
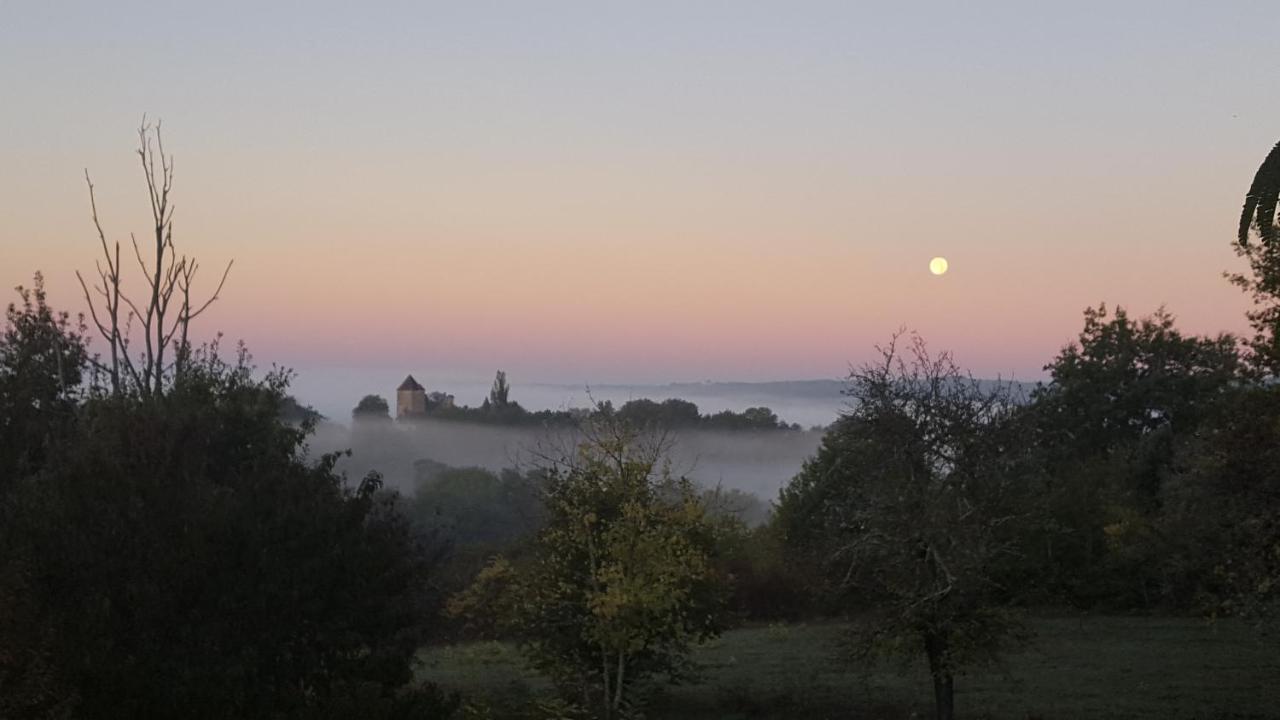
[
  {"xmin": 449, "ymin": 418, "xmax": 728, "ymax": 718},
  {"xmin": 353, "ymin": 393, "xmax": 391, "ymax": 420},
  {"xmin": 777, "ymin": 334, "xmax": 1038, "ymax": 720}
]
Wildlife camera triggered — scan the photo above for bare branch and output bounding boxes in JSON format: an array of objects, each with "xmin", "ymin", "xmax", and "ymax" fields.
[
  {"xmin": 184, "ymin": 259, "xmax": 233, "ymax": 320},
  {"xmin": 75, "ymin": 270, "xmax": 114, "ymax": 342}
]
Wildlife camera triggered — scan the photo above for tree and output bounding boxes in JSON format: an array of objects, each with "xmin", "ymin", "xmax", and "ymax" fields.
[
  {"xmin": 1233, "ymin": 140, "xmax": 1280, "ymax": 374},
  {"xmin": 409, "ymin": 461, "xmax": 549, "ymax": 639},
  {"xmin": 0, "ymin": 274, "xmax": 91, "ymax": 719},
  {"xmin": 0, "ymin": 274, "xmax": 90, "ymax": 486},
  {"xmin": 1153, "ymin": 137, "xmax": 1280, "ymax": 620},
  {"xmin": 1033, "ymin": 305, "xmax": 1239, "ymax": 460},
  {"xmin": 1159, "ymin": 386, "xmax": 1280, "ymax": 621},
  {"xmin": 278, "ymin": 394, "xmax": 323, "ymax": 425},
  {"xmin": 409, "ymin": 462, "xmax": 546, "ymax": 548},
  {"xmin": 1026, "ymin": 305, "xmax": 1241, "ymax": 607},
  {"xmin": 776, "ymin": 333, "xmax": 1036, "ymax": 720},
  {"xmin": 353, "ymin": 393, "xmax": 391, "ymax": 421},
  {"xmin": 489, "ymin": 370, "xmax": 511, "ymax": 408},
  {"xmin": 740, "ymin": 406, "xmax": 781, "ymax": 429},
  {"xmin": 659, "ymin": 398, "xmax": 701, "ymax": 425},
  {"xmin": 453, "ymin": 417, "xmax": 727, "ymax": 718},
  {"xmin": 703, "ymin": 406, "xmax": 789, "ymax": 431},
  {"xmin": 616, "ymin": 398, "xmax": 701, "ymax": 428},
  {"xmin": 426, "ymin": 390, "xmax": 454, "ymax": 408},
  {"xmin": 1239, "ymin": 139, "xmax": 1280, "ymax": 246},
  {"xmin": 3, "ymin": 344, "xmax": 451, "ymax": 719},
  {"xmin": 76, "ymin": 120, "xmax": 231, "ymax": 398}
]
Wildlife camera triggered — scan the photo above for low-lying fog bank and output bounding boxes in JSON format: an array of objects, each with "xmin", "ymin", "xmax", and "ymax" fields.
[
  {"xmin": 309, "ymin": 417, "xmax": 823, "ymax": 500},
  {"xmin": 290, "ymin": 371, "xmax": 850, "ymax": 430}
]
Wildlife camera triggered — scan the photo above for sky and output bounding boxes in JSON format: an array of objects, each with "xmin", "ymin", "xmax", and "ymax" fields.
[{"xmin": 3, "ymin": 1, "xmax": 1279, "ymax": 395}]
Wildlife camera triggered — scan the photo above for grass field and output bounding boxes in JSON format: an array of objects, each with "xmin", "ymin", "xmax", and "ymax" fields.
[{"xmin": 418, "ymin": 615, "xmax": 1279, "ymax": 719}]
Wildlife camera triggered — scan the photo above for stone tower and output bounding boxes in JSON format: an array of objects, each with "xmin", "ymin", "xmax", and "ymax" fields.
[{"xmin": 396, "ymin": 375, "xmax": 427, "ymax": 418}]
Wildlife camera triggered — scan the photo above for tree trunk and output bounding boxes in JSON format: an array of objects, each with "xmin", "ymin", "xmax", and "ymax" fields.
[
  {"xmin": 931, "ymin": 669, "xmax": 954, "ymax": 720},
  {"xmin": 613, "ymin": 651, "xmax": 626, "ymax": 712},
  {"xmin": 924, "ymin": 633, "xmax": 955, "ymax": 720},
  {"xmin": 600, "ymin": 650, "xmax": 613, "ymax": 720}
]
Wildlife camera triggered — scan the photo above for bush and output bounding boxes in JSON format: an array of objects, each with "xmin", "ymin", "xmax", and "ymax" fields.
[{"xmin": 2, "ymin": 345, "xmax": 449, "ymax": 719}]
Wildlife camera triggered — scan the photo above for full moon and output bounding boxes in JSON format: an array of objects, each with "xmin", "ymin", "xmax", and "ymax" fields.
[{"xmin": 929, "ymin": 257, "xmax": 949, "ymax": 275}]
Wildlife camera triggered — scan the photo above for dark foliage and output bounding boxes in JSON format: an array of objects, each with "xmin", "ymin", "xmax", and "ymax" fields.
[
  {"xmin": 1232, "ymin": 139, "xmax": 1280, "ymax": 374},
  {"xmin": 1024, "ymin": 305, "xmax": 1241, "ymax": 608},
  {"xmin": 617, "ymin": 398, "xmax": 800, "ymax": 431},
  {"xmin": 0, "ymin": 275, "xmax": 90, "ymax": 719},
  {"xmin": 776, "ymin": 334, "xmax": 1039, "ymax": 720},
  {"xmin": 0, "ymin": 295, "xmax": 451, "ymax": 718},
  {"xmin": 354, "ymin": 393, "xmax": 392, "ymax": 421},
  {"xmin": 279, "ymin": 394, "xmax": 324, "ymax": 425},
  {"xmin": 488, "ymin": 370, "xmax": 511, "ymax": 408},
  {"xmin": 1239, "ymin": 139, "xmax": 1280, "ymax": 246},
  {"xmin": 0, "ymin": 274, "xmax": 90, "ymax": 488},
  {"xmin": 713, "ymin": 522, "xmax": 814, "ymax": 622},
  {"xmin": 402, "ymin": 376, "xmax": 801, "ymax": 431},
  {"xmin": 1161, "ymin": 385, "xmax": 1280, "ymax": 619},
  {"xmin": 403, "ymin": 460, "xmax": 548, "ymax": 632},
  {"xmin": 409, "ymin": 460, "xmax": 547, "ymax": 548}
]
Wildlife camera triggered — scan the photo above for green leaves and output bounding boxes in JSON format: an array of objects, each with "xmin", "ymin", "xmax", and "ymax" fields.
[{"xmin": 457, "ymin": 419, "xmax": 728, "ymax": 717}]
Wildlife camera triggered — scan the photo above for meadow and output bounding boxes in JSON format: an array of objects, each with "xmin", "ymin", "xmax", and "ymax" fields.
[{"xmin": 419, "ymin": 615, "xmax": 1278, "ymax": 719}]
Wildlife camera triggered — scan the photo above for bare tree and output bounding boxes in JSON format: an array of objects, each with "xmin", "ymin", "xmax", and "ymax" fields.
[{"xmin": 76, "ymin": 119, "xmax": 232, "ymax": 398}]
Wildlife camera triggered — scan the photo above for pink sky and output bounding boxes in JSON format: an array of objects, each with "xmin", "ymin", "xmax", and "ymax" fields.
[{"xmin": 1, "ymin": 2, "xmax": 1271, "ymax": 386}]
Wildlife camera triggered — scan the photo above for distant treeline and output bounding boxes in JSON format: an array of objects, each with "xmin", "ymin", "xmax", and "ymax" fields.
[{"xmin": 352, "ymin": 374, "xmax": 809, "ymax": 431}]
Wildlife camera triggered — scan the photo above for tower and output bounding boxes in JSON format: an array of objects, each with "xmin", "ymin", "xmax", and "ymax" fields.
[{"xmin": 396, "ymin": 375, "xmax": 427, "ymax": 418}]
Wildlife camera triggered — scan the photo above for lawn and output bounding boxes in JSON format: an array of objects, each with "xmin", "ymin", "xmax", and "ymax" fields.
[{"xmin": 418, "ymin": 615, "xmax": 1279, "ymax": 719}]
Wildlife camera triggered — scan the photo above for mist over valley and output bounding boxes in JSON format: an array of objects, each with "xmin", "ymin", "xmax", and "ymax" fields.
[
  {"xmin": 299, "ymin": 374, "xmax": 1038, "ymax": 502},
  {"xmin": 311, "ymin": 415, "xmax": 825, "ymax": 501}
]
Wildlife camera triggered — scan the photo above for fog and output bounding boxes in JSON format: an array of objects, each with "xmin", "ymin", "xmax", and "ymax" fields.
[
  {"xmin": 289, "ymin": 371, "xmax": 851, "ymax": 430},
  {"xmin": 297, "ymin": 375, "xmax": 843, "ymax": 502},
  {"xmin": 309, "ymin": 417, "xmax": 824, "ymax": 501},
  {"xmin": 297, "ymin": 377, "xmax": 1039, "ymax": 502}
]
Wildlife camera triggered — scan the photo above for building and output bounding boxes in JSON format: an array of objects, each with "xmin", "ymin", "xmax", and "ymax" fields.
[{"xmin": 396, "ymin": 375, "xmax": 427, "ymax": 418}]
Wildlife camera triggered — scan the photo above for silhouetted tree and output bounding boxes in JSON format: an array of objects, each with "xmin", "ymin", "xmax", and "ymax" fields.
[
  {"xmin": 76, "ymin": 120, "xmax": 231, "ymax": 397},
  {"xmin": 1025, "ymin": 305, "xmax": 1241, "ymax": 607},
  {"xmin": 616, "ymin": 398, "xmax": 701, "ymax": 428},
  {"xmin": 353, "ymin": 394, "xmax": 391, "ymax": 421},
  {"xmin": 777, "ymin": 333, "xmax": 1038, "ymax": 720},
  {"xmin": 1, "ymin": 122, "xmax": 453, "ymax": 717},
  {"xmin": 1234, "ymin": 139, "xmax": 1280, "ymax": 374},
  {"xmin": 0, "ymin": 274, "xmax": 90, "ymax": 486},
  {"xmin": 489, "ymin": 370, "xmax": 511, "ymax": 408},
  {"xmin": 0, "ymin": 274, "xmax": 91, "ymax": 719},
  {"xmin": 409, "ymin": 461, "xmax": 546, "ymax": 548},
  {"xmin": 278, "ymin": 395, "xmax": 323, "ymax": 425},
  {"xmin": 3, "ymin": 343, "xmax": 451, "ymax": 719},
  {"xmin": 1240, "ymin": 139, "xmax": 1280, "ymax": 246},
  {"xmin": 1159, "ymin": 385, "xmax": 1280, "ymax": 620}
]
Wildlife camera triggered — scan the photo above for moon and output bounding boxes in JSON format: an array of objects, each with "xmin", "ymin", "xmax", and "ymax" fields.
[{"xmin": 929, "ymin": 257, "xmax": 949, "ymax": 275}]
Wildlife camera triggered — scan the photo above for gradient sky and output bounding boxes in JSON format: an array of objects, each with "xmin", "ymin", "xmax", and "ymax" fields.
[{"xmin": 3, "ymin": 1, "xmax": 1279, "ymax": 390}]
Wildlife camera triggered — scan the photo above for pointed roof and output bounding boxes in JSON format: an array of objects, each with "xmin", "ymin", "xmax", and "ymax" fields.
[{"xmin": 398, "ymin": 375, "xmax": 425, "ymax": 392}]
